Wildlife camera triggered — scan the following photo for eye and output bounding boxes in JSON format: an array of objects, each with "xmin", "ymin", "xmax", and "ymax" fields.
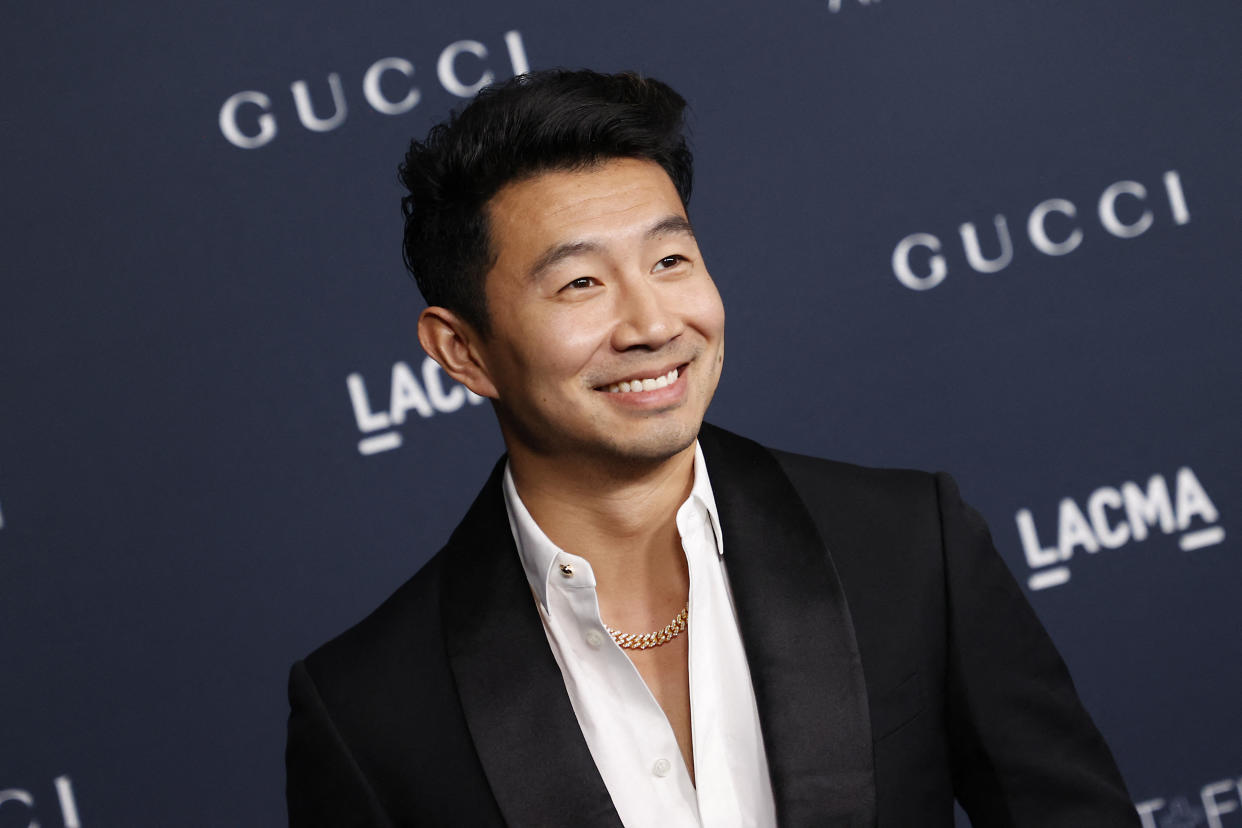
[
  {"xmin": 562, "ymin": 276, "xmax": 597, "ymax": 290},
  {"xmin": 653, "ymin": 255, "xmax": 686, "ymax": 272}
]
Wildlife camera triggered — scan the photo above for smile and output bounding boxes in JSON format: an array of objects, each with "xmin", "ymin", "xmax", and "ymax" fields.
[{"xmin": 601, "ymin": 366, "xmax": 681, "ymax": 394}]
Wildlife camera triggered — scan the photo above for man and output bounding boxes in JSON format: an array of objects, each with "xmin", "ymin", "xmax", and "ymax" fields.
[{"xmin": 286, "ymin": 70, "xmax": 1139, "ymax": 827}]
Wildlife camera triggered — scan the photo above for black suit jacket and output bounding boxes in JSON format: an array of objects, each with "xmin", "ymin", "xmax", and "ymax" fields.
[{"xmin": 286, "ymin": 424, "xmax": 1138, "ymax": 827}]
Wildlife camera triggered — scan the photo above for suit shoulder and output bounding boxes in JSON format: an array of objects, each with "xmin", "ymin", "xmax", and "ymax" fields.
[{"xmin": 767, "ymin": 445, "xmax": 939, "ymax": 512}]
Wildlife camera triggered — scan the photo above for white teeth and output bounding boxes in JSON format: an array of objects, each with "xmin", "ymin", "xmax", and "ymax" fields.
[{"xmin": 605, "ymin": 366, "xmax": 681, "ymax": 393}]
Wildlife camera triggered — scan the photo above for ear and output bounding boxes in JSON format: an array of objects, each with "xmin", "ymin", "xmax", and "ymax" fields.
[{"xmin": 417, "ymin": 306, "xmax": 499, "ymax": 399}]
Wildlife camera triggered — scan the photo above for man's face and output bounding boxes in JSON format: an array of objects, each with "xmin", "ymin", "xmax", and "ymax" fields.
[{"xmin": 475, "ymin": 157, "xmax": 725, "ymax": 466}]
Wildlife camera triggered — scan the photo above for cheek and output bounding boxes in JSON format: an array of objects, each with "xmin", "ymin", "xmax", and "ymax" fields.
[
  {"xmin": 514, "ymin": 314, "xmax": 605, "ymax": 381},
  {"xmin": 689, "ymin": 279, "xmax": 726, "ymax": 338}
]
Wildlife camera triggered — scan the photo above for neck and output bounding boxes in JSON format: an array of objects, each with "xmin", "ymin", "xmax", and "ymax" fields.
[{"xmin": 506, "ymin": 441, "xmax": 697, "ymax": 593}]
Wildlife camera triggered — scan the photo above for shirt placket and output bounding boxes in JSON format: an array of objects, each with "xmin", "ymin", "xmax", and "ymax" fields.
[{"xmin": 549, "ymin": 552, "xmax": 701, "ymax": 828}]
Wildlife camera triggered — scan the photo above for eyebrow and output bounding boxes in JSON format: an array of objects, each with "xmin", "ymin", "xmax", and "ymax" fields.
[
  {"xmin": 527, "ymin": 214, "xmax": 696, "ymax": 282},
  {"xmin": 647, "ymin": 215, "xmax": 696, "ymax": 241}
]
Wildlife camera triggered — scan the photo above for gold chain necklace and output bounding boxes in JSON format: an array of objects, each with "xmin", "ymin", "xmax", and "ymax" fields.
[{"xmin": 605, "ymin": 604, "xmax": 688, "ymax": 650}]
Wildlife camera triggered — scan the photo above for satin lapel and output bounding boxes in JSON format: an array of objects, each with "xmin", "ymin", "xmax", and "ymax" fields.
[
  {"xmin": 699, "ymin": 424, "xmax": 877, "ymax": 827},
  {"xmin": 441, "ymin": 460, "xmax": 623, "ymax": 828}
]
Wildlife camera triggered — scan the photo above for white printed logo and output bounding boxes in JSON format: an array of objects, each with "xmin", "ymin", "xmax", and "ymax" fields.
[
  {"xmin": 828, "ymin": 0, "xmax": 879, "ymax": 12},
  {"xmin": 347, "ymin": 356, "xmax": 486, "ymax": 455},
  {"xmin": 1136, "ymin": 772, "xmax": 1242, "ymax": 827},
  {"xmin": 892, "ymin": 170, "xmax": 1190, "ymax": 290},
  {"xmin": 0, "ymin": 775, "xmax": 81, "ymax": 827},
  {"xmin": 219, "ymin": 30, "xmax": 530, "ymax": 149},
  {"xmin": 1015, "ymin": 467, "xmax": 1224, "ymax": 591}
]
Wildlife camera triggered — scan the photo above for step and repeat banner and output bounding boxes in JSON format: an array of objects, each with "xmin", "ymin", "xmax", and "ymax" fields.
[{"xmin": 3, "ymin": 0, "xmax": 1239, "ymax": 825}]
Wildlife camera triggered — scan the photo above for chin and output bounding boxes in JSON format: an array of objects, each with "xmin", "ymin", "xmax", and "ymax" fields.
[{"xmin": 600, "ymin": 419, "xmax": 701, "ymax": 465}]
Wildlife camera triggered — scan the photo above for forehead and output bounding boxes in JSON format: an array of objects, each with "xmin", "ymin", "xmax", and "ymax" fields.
[{"xmin": 484, "ymin": 158, "xmax": 688, "ymax": 268}]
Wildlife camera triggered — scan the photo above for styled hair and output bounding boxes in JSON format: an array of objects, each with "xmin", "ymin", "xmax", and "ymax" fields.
[{"xmin": 398, "ymin": 69, "xmax": 693, "ymax": 334}]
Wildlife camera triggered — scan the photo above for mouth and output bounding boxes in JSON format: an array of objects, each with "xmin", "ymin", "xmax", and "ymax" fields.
[{"xmin": 596, "ymin": 363, "xmax": 687, "ymax": 394}]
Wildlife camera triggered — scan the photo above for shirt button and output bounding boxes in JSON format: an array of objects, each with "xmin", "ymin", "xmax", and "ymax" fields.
[
  {"xmin": 652, "ymin": 758, "xmax": 671, "ymax": 778},
  {"xmin": 585, "ymin": 629, "xmax": 605, "ymax": 648}
]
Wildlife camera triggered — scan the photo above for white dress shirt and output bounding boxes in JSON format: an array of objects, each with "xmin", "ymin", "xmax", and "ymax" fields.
[{"xmin": 502, "ymin": 442, "xmax": 778, "ymax": 828}]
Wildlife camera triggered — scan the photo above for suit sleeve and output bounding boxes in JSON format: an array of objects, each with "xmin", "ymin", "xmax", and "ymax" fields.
[
  {"xmin": 936, "ymin": 472, "xmax": 1140, "ymax": 827},
  {"xmin": 286, "ymin": 660, "xmax": 395, "ymax": 828}
]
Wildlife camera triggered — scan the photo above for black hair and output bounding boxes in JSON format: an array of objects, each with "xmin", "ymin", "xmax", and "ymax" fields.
[{"xmin": 398, "ymin": 69, "xmax": 693, "ymax": 335}]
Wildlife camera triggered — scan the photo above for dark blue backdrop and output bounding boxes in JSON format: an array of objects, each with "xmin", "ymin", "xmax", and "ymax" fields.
[{"xmin": 3, "ymin": 1, "xmax": 1240, "ymax": 825}]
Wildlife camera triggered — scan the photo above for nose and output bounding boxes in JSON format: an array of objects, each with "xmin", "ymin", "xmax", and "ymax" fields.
[{"xmin": 609, "ymin": 276, "xmax": 683, "ymax": 352}]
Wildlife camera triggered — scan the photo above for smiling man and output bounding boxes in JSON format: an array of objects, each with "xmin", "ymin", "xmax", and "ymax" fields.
[{"xmin": 285, "ymin": 70, "xmax": 1140, "ymax": 827}]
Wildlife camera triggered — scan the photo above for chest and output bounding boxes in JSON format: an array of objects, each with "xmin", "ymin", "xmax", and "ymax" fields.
[{"xmin": 624, "ymin": 636, "xmax": 694, "ymax": 774}]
